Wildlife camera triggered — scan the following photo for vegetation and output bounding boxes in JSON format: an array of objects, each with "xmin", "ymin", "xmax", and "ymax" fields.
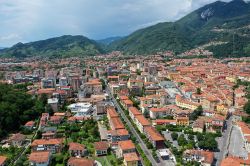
[
  {"xmin": 108, "ymin": 0, "xmax": 250, "ymax": 57},
  {"xmin": 0, "ymin": 83, "xmax": 46, "ymax": 138},
  {"xmin": 0, "ymin": 35, "xmax": 104, "ymax": 58},
  {"xmin": 189, "ymin": 106, "xmax": 203, "ymax": 121}
]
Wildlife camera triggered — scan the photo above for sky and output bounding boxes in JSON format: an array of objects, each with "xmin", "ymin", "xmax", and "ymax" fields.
[{"xmin": 0, "ymin": 0, "xmax": 235, "ymax": 47}]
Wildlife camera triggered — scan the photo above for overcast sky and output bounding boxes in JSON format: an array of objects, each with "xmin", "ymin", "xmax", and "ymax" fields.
[{"xmin": 0, "ymin": 0, "xmax": 235, "ymax": 47}]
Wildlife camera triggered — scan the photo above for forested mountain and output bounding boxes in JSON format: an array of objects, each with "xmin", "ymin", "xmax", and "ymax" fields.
[
  {"xmin": 0, "ymin": 35, "xmax": 104, "ymax": 58},
  {"xmin": 109, "ymin": 0, "xmax": 250, "ymax": 57}
]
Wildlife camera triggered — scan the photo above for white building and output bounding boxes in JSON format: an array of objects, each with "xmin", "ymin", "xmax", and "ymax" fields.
[
  {"xmin": 68, "ymin": 103, "xmax": 93, "ymax": 117},
  {"xmin": 48, "ymin": 98, "xmax": 59, "ymax": 112}
]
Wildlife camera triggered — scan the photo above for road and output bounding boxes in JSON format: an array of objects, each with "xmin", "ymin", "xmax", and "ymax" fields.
[
  {"xmin": 105, "ymin": 84, "xmax": 160, "ymax": 166},
  {"xmin": 215, "ymin": 116, "xmax": 233, "ymax": 166}
]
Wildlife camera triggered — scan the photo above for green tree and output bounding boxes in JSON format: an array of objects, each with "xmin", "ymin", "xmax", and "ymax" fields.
[
  {"xmin": 196, "ymin": 87, "xmax": 201, "ymax": 94},
  {"xmin": 171, "ymin": 132, "xmax": 178, "ymax": 141}
]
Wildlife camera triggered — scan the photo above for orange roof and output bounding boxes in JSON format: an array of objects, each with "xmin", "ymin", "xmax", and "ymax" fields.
[
  {"xmin": 144, "ymin": 126, "xmax": 164, "ymax": 141},
  {"xmin": 94, "ymin": 141, "xmax": 109, "ymax": 150},
  {"xmin": 29, "ymin": 151, "xmax": 50, "ymax": 163},
  {"xmin": 118, "ymin": 140, "xmax": 135, "ymax": 150},
  {"xmin": 135, "ymin": 115, "xmax": 150, "ymax": 126},
  {"xmin": 31, "ymin": 138, "xmax": 63, "ymax": 146},
  {"xmin": 123, "ymin": 152, "xmax": 140, "ymax": 162},
  {"xmin": 128, "ymin": 107, "xmax": 142, "ymax": 116},
  {"xmin": 221, "ymin": 155, "xmax": 250, "ymax": 166},
  {"xmin": 153, "ymin": 119, "xmax": 176, "ymax": 125},
  {"xmin": 108, "ymin": 76, "xmax": 119, "ymax": 79},
  {"xmin": 107, "ymin": 106, "xmax": 119, "ymax": 118},
  {"xmin": 122, "ymin": 99, "xmax": 133, "ymax": 105},
  {"xmin": 68, "ymin": 157, "xmax": 95, "ymax": 166},
  {"xmin": 37, "ymin": 88, "xmax": 55, "ymax": 95},
  {"xmin": 25, "ymin": 121, "xmax": 35, "ymax": 127},
  {"xmin": 116, "ymin": 129, "xmax": 129, "ymax": 136},
  {"xmin": 110, "ymin": 117, "xmax": 125, "ymax": 130},
  {"xmin": 0, "ymin": 156, "xmax": 7, "ymax": 165},
  {"xmin": 68, "ymin": 142, "xmax": 85, "ymax": 151},
  {"xmin": 150, "ymin": 107, "xmax": 169, "ymax": 112},
  {"xmin": 119, "ymin": 96, "xmax": 129, "ymax": 100}
]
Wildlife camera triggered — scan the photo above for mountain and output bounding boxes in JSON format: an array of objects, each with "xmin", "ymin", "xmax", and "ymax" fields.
[
  {"xmin": 0, "ymin": 47, "xmax": 6, "ymax": 50},
  {"xmin": 97, "ymin": 36, "xmax": 123, "ymax": 45},
  {"xmin": 0, "ymin": 35, "xmax": 104, "ymax": 58},
  {"xmin": 109, "ymin": 0, "xmax": 250, "ymax": 57}
]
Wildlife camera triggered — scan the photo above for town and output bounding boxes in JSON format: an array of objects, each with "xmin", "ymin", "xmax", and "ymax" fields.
[{"xmin": 0, "ymin": 53, "xmax": 249, "ymax": 166}]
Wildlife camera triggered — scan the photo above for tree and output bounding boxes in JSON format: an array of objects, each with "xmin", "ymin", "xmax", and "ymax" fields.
[
  {"xmin": 171, "ymin": 132, "xmax": 178, "ymax": 141},
  {"xmin": 189, "ymin": 106, "xmax": 203, "ymax": 121},
  {"xmin": 177, "ymin": 134, "xmax": 188, "ymax": 146},
  {"xmin": 244, "ymin": 101, "xmax": 250, "ymax": 114},
  {"xmin": 196, "ymin": 87, "xmax": 201, "ymax": 94},
  {"xmin": 143, "ymin": 110, "xmax": 149, "ymax": 118}
]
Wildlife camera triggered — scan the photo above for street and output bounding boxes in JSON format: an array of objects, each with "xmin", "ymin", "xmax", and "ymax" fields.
[
  {"xmin": 105, "ymin": 83, "xmax": 160, "ymax": 166},
  {"xmin": 215, "ymin": 116, "xmax": 233, "ymax": 166}
]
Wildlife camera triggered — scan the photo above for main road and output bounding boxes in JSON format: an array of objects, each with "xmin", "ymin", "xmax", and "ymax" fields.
[
  {"xmin": 215, "ymin": 115, "xmax": 233, "ymax": 166},
  {"xmin": 105, "ymin": 83, "xmax": 160, "ymax": 166}
]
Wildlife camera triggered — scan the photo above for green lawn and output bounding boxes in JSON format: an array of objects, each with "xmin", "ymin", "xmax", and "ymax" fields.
[{"xmin": 94, "ymin": 153, "xmax": 123, "ymax": 166}]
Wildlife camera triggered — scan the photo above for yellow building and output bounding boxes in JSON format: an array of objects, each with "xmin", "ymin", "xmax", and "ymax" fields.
[{"xmin": 123, "ymin": 153, "xmax": 140, "ymax": 166}]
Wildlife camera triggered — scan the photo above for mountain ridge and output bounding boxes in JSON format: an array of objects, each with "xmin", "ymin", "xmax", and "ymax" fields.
[
  {"xmin": 0, "ymin": 35, "xmax": 104, "ymax": 58},
  {"xmin": 108, "ymin": 0, "xmax": 250, "ymax": 57}
]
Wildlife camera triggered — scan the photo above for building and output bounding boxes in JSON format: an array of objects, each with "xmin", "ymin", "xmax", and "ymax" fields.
[
  {"xmin": 79, "ymin": 79, "xmax": 102, "ymax": 97},
  {"xmin": 69, "ymin": 75, "xmax": 81, "ymax": 92},
  {"xmin": 59, "ymin": 77, "xmax": 68, "ymax": 86},
  {"xmin": 221, "ymin": 155, "xmax": 250, "ymax": 166},
  {"xmin": 67, "ymin": 157, "xmax": 96, "ymax": 166},
  {"xmin": 107, "ymin": 129, "xmax": 130, "ymax": 144},
  {"xmin": 109, "ymin": 117, "xmax": 125, "ymax": 131},
  {"xmin": 183, "ymin": 149, "xmax": 214, "ymax": 166},
  {"xmin": 29, "ymin": 151, "xmax": 51, "ymax": 166},
  {"xmin": 0, "ymin": 156, "xmax": 7, "ymax": 166},
  {"xmin": 47, "ymin": 98, "xmax": 59, "ymax": 112},
  {"xmin": 117, "ymin": 140, "xmax": 136, "ymax": 158},
  {"xmin": 31, "ymin": 138, "xmax": 63, "ymax": 153},
  {"xmin": 134, "ymin": 115, "xmax": 151, "ymax": 133},
  {"xmin": 176, "ymin": 117, "xmax": 189, "ymax": 126},
  {"xmin": 144, "ymin": 126, "xmax": 165, "ymax": 149},
  {"xmin": 128, "ymin": 107, "xmax": 142, "ymax": 121},
  {"xmin": 123, "ymin": 152, "xmax": 140, "ymax": 166},
  {"xmin": 68, "ymin": 142, "xmax": 87, "ymax": 157},
  {"xmin": 68, "ymin": 103, "xmax": 93, "ymax": 117},
  {"xmin": 9, "ymin": 133, "xmax": 26, "ymax": 147},
  {"xmin": 41, "ymin": 78, "xmax": 56, "ymax": 89},
  {"xmin": 176, "ymin": 95, "xmax": 199, "ymax": 110},
  {"xmin": 48, "ymin": 116, "xmax": 62, "ymax": 125},
  {"xmin": 107, "ymin": 106, "xmax": 119, "ymax": 121},
  {"xmin": 94, "ymin": 141, "xmax": 109, "ymax": 156},
  {"xmin": 24, "ymin": 121, "xmax": 35, "ymax": 130}
]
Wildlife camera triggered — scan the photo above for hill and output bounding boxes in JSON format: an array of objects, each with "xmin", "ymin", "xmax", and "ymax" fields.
[
  {"xmin": 97, "ymin": 36, "xmax": 123, "ymax": 45},
  {"xmin": 0, "ymin": 35, "xmax": 104, "ymax": 58},
  {"xmin": 109, "ymin": 0, "xmax": 250, "ymax": 57}
]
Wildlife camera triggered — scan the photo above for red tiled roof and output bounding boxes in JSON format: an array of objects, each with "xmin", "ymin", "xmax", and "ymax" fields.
[
  {"xmin": 0, "ymin": 156, "xmax": 7, "ymax": 165},
  {"xmin": 68, "ymin": 142, "xmax": 85, "ymax": 151},
  {"xmin": 118, "ymin": 140, "xmax": 135, "ymax": 150},
  {"xmin": 123, "ymin": 152, "xmax": 140, "ymax": 162},
  {"xmin": 135, "ymin": 115, "xmax": 150, "ymax": 126},
  {"xmin": 68, "ymin": 157, "xmax": 95, "ymax": 166},
  {"xmin": 31, "ymin": 138, "xmax": 63, "ymax": 146},
  {"xmin": 94, "ymin": 141, "xmax": 109, "ymax": 150},
  {"xmin": 29, "ymin": 151, "xmax": 50, "ymax": 163},
  {"xmin": 144, "ymin": 126, "xmax": 164, "ymax": 141}
]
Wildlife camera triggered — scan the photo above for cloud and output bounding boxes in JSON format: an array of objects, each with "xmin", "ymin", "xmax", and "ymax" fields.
[{"xmin": 0, "ymin": 0, "xmax": 235, "ymax": 47}]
